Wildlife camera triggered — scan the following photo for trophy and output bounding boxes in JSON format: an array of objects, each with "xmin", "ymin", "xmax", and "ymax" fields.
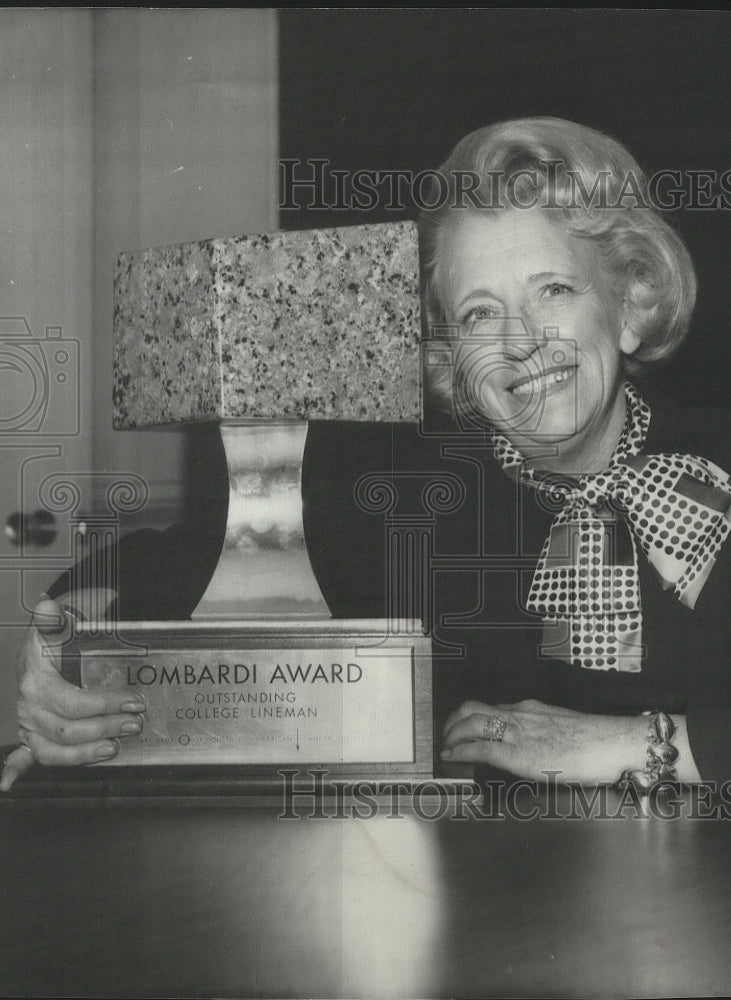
[{"xmin": 71, "ymin": 222, "xmax": 434, "ymax": 780}]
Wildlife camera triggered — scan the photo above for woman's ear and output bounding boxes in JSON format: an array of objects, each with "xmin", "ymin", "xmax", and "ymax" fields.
[
  {"xmin": 620, "ymin": 316, "xmax": 642, "ymax": 356},
  {"xmin": 620, "ymin": 282, "xmax": 658, "ymax": 357}
]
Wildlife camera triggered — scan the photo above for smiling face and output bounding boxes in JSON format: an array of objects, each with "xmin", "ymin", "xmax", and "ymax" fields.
[{"xmin": 438, "ymin": 208, "xmax": 641, "ymax": 472}]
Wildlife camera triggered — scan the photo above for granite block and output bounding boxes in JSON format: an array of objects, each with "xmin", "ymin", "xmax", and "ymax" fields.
[
  {"xmin": 114, "ymin": 242, "xmax": 221, "ymax": 428},
  {"xmin": 114, "ymin": 221, "xmax": 421, "ymax": 427}
]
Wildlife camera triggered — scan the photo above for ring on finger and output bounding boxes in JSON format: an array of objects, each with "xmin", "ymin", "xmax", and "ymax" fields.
[{"xmin": 481, "ymin": 715, "xmax": 507, "ymax": 742}]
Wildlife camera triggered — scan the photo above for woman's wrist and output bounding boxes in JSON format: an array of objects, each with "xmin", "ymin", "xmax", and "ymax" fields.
[
  {"xmin": 598, "ymin": 713, "xmax": 651, "ymax": 783},
  {"xmin": 667, "ymin": 715, "xmax": 702, "ymax": 783},
  {"xmin": 616, "ymin": 712, "xmax": 701, "ymax": 788}
]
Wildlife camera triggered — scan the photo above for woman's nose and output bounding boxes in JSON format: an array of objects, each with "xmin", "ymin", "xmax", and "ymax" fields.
[{"xmin": 498, "ymin": 314, "xmax": 545, "ymax": 360}]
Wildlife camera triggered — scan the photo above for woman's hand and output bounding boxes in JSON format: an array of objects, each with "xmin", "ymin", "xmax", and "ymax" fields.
[
  {"xmin": 0, "ymin": 595, "xmax": 146, "ymax": 791},
  {"xmin": 441, "ymin": 699, "xmax": 701, "ymax": 785}
]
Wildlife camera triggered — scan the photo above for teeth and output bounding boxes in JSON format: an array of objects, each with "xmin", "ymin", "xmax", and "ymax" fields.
[{"xmin": 511, "ymin": 367, "xmax": 575, "ymax": 397}]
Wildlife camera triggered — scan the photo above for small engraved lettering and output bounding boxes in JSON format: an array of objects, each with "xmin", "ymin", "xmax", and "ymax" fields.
[{"xmin": 250, "ymin": 706, "xmax": 318, "ymax": 719}]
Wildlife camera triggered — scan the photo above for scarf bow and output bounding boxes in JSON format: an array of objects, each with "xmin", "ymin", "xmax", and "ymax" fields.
[{"xmin": 493, "ymin": 385, "xmax": 731, "ymax": 672}]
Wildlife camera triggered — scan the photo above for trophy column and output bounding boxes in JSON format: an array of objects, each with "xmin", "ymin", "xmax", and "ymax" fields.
[{"xmin": 192, "ymin": 421, "xmax": 329, "ymax": 620}]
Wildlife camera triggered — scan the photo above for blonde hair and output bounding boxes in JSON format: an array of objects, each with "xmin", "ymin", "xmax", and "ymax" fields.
[{"xmin": 419, "ymin": 117, "xmax": 696, "ymax": 402}]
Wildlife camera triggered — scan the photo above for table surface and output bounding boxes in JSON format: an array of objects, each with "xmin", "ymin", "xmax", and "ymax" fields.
[{"xmin": 2, "ymin": 778, "xmax": 731, "ymax": 999}]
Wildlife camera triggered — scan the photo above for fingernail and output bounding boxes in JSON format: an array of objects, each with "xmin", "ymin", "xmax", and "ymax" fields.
[
  {"xmin": 121, "ymin": 718, "xmax": 142, "ymax": 735},
  {"xmin": 35, "ymin": 609, "xmax": 64, "ymax": 628},
  {"xmin": 122, "ymin": 698, "xmax": 146, "ymax": 713},
  {"xmin": 96, "ymin": 742, "xmax": 118, "ymax": 759}
]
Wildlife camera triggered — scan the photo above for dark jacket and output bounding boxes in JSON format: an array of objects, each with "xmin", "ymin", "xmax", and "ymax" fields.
[{"xmin": 49, "ymin": 385, "xmax": 731, "ymax": 782}]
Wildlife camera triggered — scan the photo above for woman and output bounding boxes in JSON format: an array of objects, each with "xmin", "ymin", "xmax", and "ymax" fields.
[
  {"xmin": 422, "ymin": 118, "xmax": 730, "ymax": 789},
  {"xmin": 2, "ymin": 117, "xmax": 729, "ymax": 791}
]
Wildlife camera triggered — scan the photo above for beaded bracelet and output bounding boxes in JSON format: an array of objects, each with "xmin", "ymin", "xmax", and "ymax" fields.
[{"xmin": 617, "ymin": 711, "xmax": 679, "ymax": 794}]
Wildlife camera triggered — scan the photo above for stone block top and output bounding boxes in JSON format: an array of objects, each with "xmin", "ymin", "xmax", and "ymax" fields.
[{"xmin": 113, "ymin": 221, "xmax": 421, "ymax": 427}]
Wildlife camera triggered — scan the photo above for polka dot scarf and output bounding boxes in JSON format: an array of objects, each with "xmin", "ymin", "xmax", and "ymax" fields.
[{"xmin": 492, "ymin": 383, "xmax": 731, "ymax": 672}]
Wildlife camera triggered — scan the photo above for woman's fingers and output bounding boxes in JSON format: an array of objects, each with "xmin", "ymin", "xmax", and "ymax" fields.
[
  {"xmin": 18, "ymin": 727, "xmax": 120, "ymax": 767},
  {"xmin": 493, "ymin": 700, "xmax": 579, "ymax": 717},
  {"xmin": 18, "ymin": 636, "xmax": 146, "ymax": 722},
  {"xmin": 1, "ymin": 592, "xmax": 139, "ymax": 792},
  {"xmin": 20, "ymin": 613, "xmax": 72, "ymax": 687},
  {"xmin": 441, "ymin": 703, "xmax": 517, "ymax": 768},
  {"xmin": 27, "ymin": 705, "xmax": 144, "ymax": 746},
  {"xmin": 440, "ymin": 700, "xmax": 627, "ymax": 782},
  {"xmin": 443, "ymin": 700, "xmax": 495, "ymax": 735},
  {"xmin": 444, "ymin": 699, "xmax": 578, "ymax": 744},
  {"xmin": 3, "ymin": 700, "xmax": 142, "ymax": 792},
  {"xmin": 442, "ymin": 710, "xmax": 513, "ymax": 749},
  {"xmin": 441, "ymin": 732, "xmax": 517, "ymax": 767},
  {"xmin": 44, "ymin": 678, "xmax": 146, "ymax": 722},
  {"xmin": 441, "ymin": 739, "xmax": 516, "ymax": 765},
  {"xmin": 0, "ymin": 745, "xmax": 35, "ymax": 792}
]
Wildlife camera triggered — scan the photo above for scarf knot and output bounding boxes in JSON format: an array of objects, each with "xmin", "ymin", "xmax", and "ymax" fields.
[{"xmin": 491, "ymin": 384, "xmax": 731, "ymax": 672}]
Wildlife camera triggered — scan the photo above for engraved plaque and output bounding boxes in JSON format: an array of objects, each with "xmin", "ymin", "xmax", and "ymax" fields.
[{"xmin": 64, "ymin": 620, "xmax": 433, "ymax": 776}]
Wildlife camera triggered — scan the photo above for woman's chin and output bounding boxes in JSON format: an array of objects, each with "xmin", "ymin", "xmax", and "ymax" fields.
[{"xmin": 490, "ymin": 405, "xmax": 587, "ymax": 450}]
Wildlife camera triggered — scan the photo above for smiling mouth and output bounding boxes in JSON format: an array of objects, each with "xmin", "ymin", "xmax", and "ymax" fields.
[{"xmin": 508, "ymin": 365, "xmax": 578, "ymax": 397}]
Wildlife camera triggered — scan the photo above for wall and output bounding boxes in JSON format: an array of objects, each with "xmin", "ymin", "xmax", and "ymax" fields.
[
  {"xmin": 0, "ymin": 9, "xmax": 278, "ymax": 745},
  {"xmin": 93, "ymin": 9, "xmax": 279, "ymax": 528},
  {"xmin": 279, "ymin": 9, "xmax": 730, "ymax": 406},
  {"xmin": 0, "ymin": 10, "xmax": 94, "ymax": 742}
]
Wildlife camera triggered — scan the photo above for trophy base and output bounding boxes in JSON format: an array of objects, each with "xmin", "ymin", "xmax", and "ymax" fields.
[{"xmin": 64, "ymin": 618, "xmax": 433, "ymax": 779}]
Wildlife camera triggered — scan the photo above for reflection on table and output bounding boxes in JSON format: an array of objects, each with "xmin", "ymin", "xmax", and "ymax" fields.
[{"xmin": 2, "ymin": 784, "xmax": 731, "ymax": 997}]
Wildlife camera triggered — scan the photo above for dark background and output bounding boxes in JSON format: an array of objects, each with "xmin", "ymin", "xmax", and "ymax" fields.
[{"xmin": 278, "ymin": 9, "xmax": 730, "ymax": 407}]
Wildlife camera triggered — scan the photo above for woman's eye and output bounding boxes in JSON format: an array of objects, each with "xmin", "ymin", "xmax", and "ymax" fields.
[
  {"xmin": 542, "ymin": 282, "xmax": 572, "ymax": 298},
  {"xmin": 463, "ymin": 305, "xmax": 499, "ymax": 325}
]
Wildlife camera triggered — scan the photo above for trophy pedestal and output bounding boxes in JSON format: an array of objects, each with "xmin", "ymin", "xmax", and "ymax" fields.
[
  {"xmin": 68, "ymin": 619, "xmax": 432, "ymax": 778},
  {"xmin": 60, "ymin": 418, "xmax": 435, "ymax": 779}
]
